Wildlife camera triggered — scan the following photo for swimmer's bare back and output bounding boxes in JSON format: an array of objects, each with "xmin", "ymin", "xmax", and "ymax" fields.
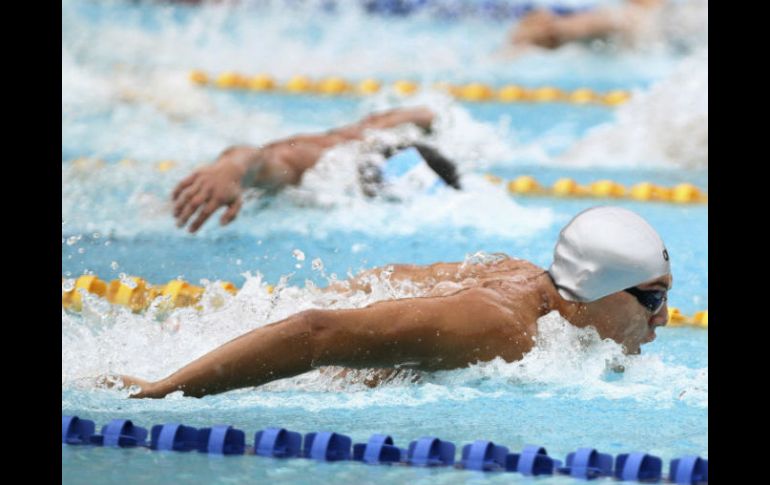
[
  {"xmin": 119, "ymin": 256, "xmax": 563, "ymax": 398},
  {"xmin": 330, "ymin": 255, "xmax": 547, "ymax": 296},
  {"xmin": 317, "ymin": 257, "xmax": 550, "ymax": 387}
]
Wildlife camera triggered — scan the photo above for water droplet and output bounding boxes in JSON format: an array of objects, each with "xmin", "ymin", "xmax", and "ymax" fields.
[
  {"xmin": 77, "ymin": 248, "xmax": 85, "ymax": 254},
  {"xmin": 110, "ymin": 261, "xmax": 119, "ymax": 270},
  {"xmin": 62, "ymin": 279, "xmax": 75, "ymax": 292},
  {"xmin": 235, "ymin": 259, "xmax": 242, "ymax": 266},
  {"xmin": 311, "ymin": 258, "xmax": 323, "ymax": 271},
  {"xmin": 119, "ymin": 273, "xmax": 137, "ymax": 289},
  {"xmin": 292, "ymin": 249, "xmax": 305, "ymax": 261},
  {"xmin": 66, "ymin": 235, "xmax": 81, "ymax": 246}
]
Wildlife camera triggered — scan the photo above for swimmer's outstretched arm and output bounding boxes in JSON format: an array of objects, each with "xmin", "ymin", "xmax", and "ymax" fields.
[
  {"xmin": 121, "ymin": 287, "xmax": 526, "ymax": 398},
  {"xmin": 172, "ymin": 106, "xmax": 435, "ymax": 232}
]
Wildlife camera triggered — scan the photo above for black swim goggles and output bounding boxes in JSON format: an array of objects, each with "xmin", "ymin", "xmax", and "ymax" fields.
[{"xmin": 624, "ymin": 287, "xmax": 667, "ymax": 314}]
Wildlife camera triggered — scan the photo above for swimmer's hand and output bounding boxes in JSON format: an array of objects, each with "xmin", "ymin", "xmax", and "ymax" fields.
[
  {"xmin": 97, "ymin": 374, "xmax": 160, "ymax": 399},
  {"xmin": 172, "ymin": 146, "xmax": 256, "ymax": 233},
  {"xmin": 509, "ymin": 10, "xmax": 564, "ymax": 49}
]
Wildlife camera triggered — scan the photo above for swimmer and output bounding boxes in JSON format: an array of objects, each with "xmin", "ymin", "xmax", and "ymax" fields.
[
  {"xmin": 172, "ymin": 106, "xmax": 459, "ymax": 233},
  {"xmin": 506, "ymin": 0, "xmax": 705, "ymax": 52},
  {"xmin": 116, "ymin": 206, "xmax": 672, "ymax": 398}
]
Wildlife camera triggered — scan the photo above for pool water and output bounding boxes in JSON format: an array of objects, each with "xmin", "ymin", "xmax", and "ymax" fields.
[{"xmin": 62, "ymin": 0, "xmax": 707, "ymax": 483}]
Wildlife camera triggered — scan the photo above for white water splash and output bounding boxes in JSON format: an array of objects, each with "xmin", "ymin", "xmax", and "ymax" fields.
[
  {"xmin": 558, "ymin": 48, "xmax": 708, "ymax": 169},
  {"xmin": 432, "ymin": 311, "xmax": 708, "ymax": 408}
]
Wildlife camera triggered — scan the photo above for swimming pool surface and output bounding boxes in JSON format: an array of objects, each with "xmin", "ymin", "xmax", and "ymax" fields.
[{"xmin": 62, "ymin": 0, "xmax": 707, "ymax": 483}]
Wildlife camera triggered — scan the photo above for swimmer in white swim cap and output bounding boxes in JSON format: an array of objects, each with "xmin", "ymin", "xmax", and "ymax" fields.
[
  {"xmin": 114, "ymin": 206, "xmax": 672, "ymax": 398},
  {"xmin": 548, "ymin": 206, "xmax": 672, "ymax": 352}
]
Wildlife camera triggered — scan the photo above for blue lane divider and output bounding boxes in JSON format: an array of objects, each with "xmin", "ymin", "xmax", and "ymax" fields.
[
  {"xmin": 615, "ymin": 452, "xmax": 662, "ymax": 482},
  {"xmin": 304, "ymin": 431, "xmax": 352, "ymax": 461},
  {"xmin": 150, "ymin": 423, "xmax": 199, "ymax": 452},
  {"xmin": 407, "ymin": 436, "xmax": 456, "ymax": 466},
  {"xmin": 460, "ymin": 440, "xmax": 508, "ymax": 471},
  {"xmin": 61, "ymin": 416, "xmax": 707, "ymax": 483},
  {"xmin": 558, "ymin": 447, "xmax": 614, "ymax": 479},
  {"xmin": 506, "ymin": 444, "xmax": 562, "ymax": 475},
  {"xmin": 198, "ymin": 425, "xmax": 245, "ymax": 455},
  {"xmin": 670, "ymin": 455, "xmax": 709, "ymax": 484},
  {"xmin": 254, "ymin": 427, "xmax": 303, "ymax": 458},
  {"xmin": 360, "ymin": 0, "xmax": 589, "ymax": 20},
  {"xmin": 353, "ymin": 434, "xmax": 405, "ymax": 465},
  {"xmin": 89, "ymin": 419, "xmax": 147, "ymax": 448},
  {"xmin": 62, "ymin": 416, "xmax": 95, "ymax": 445}
]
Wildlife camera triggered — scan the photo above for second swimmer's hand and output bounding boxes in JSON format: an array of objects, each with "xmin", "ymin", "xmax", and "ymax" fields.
[
  {"xmin": 510, "ymin": 10, "xmax": 563, "ymax": 49},
  {"xmin": 172, "ymin": 147, "xmax": 258, "ymax": 233}
]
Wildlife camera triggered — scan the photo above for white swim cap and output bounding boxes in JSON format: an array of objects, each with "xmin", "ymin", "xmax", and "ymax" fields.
[{"xmin": 549, "ymin": 206, "xmax": 671, "ymax": 302}]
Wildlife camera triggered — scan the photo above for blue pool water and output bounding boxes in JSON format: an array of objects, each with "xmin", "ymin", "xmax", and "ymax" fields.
[{"xmin": 63, "ymin": 0, "xmax": 707, "ymax": 483}]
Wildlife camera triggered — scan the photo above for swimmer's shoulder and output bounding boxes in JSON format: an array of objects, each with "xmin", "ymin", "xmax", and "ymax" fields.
[{"xmin": 486, "ymin": 255, "xmax": 546, "ymax": 275}]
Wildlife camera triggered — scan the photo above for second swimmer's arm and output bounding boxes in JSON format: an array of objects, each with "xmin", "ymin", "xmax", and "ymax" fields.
[{"xmin": 172, "ymin": 107, "xmax": 435, "ymax": 232}]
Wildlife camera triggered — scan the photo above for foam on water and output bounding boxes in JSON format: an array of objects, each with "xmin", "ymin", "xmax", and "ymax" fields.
[{"xmin": 558, "ymin": 48, "xmax": 708, "ymax": 169}]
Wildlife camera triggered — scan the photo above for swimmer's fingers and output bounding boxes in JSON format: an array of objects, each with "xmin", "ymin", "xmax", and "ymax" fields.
[
  {"xmin": 188, "ymin": 197, "xmax": 221, "ymax": 233},
  {"xmin": 177, "ymin": 186, "xmax": 212, "ymax": 230},
  {"xmin": 173, "ymin": 178, "xmax": 204, "ymax": 218},
  {"xmin": 220, "ymin": 196, "xmax": 243, "ymax": 226},
  {"xmin": 172, "ymin": 172, "xmax": 199, "ymax": 201}
]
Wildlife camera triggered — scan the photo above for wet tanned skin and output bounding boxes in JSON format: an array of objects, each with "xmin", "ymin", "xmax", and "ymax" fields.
[{"xmin": 118, "ymin": 257, "xmax": 670, "ymax": 398}]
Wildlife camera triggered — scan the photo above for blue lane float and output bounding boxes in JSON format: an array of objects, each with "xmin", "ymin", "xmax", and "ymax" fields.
[
  {"xmin": 615, "ymin": 452, "xmax": 662, "ymax": 482},
  {"xmin": 62, "ymin": 416, "xmax": 95, "ymax": 445},
  {"xmin": 62, "ymin": 416, "xmax": 707, "ymax": 483},
  {"xmin": 558, "ymin": 447, "xmax": 614, "ymax": 479},
  {"xmin": 506, "ymin": 445, "xmax": 562, "ymax": 476},
  {"xmin": 198, "ymin": 425, "xmax": 245, "ymax": 455},
  {"xmin": 407, "ymin": 436, "xmax": 456, "ymax": 466},
  {"xmin": 359, "ymin": 0, "xmax": 589, "ymax": 20},
  {"xmin": 90, "ymin": 419, "xmax": 147, "ymax": 448},
  {"xmin": 254, "ymin": 427, "xmax": 303, "ymax": 458},
  {"xmin": 304, "ymin": 431, "xmax": 352, "ymax": 461},
  {"xmin": 670, "ymin": 455, "xmax": 709, "ymax": 484},
  {"xmin": 353, "ymin": 434, "xmax": 405, "ymax": 465},
  {"xmin": 150, "ymin": 423, "xmax": 200, "ymax": 452},
  {"xmin": 460, "ymin": 440, "xmax": 508, "ymax": 471}
]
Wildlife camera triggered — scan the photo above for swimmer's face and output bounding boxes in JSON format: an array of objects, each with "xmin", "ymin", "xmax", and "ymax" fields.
[{"xmin": 580, "ymin": 274, "xmax": 672, "ymax": 354}]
